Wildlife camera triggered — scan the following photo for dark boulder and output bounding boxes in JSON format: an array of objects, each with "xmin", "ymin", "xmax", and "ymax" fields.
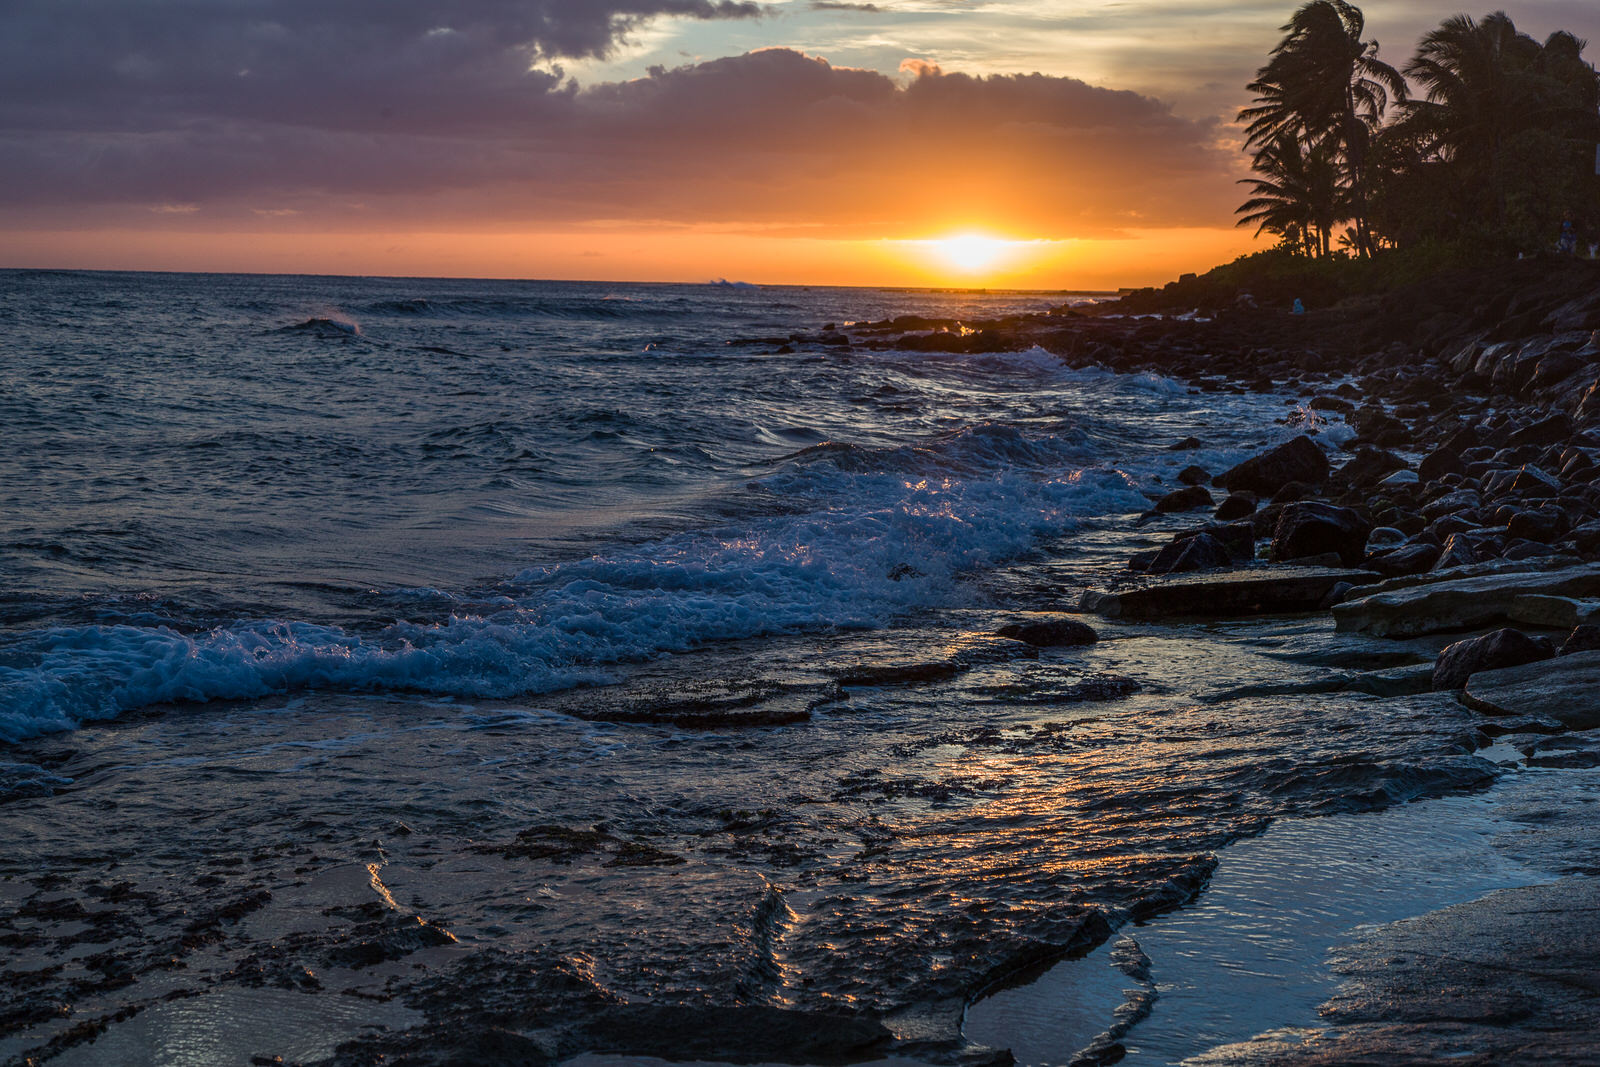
[
  {"xmin": 1433, "ymin": 628, "xmax": 1555, "ymax": 691},
  {"xmin": 1081, "ymin": 567, "xmax": 1379, "ymax": 620},
  {"xmin": 1427, "ymin": 514, "xmax": 1482, "ymax": 541},
  {"xmin": 1270, "ymin": 480, "xmax": 1312, "ymax": 505},
  {"xmin": 1506, "ymin": 508, "xmax": 1565, "ymax": 543},
  {"xmin": 1561, "ymin": 450, "xmax": 1597, "ymax": 480},
  {"xmin": 1529, "ymin": 351, "xmax": 1587, "ymax": 395},
  {"xmin": 1393, "ymin": 511, "xmax": 1428, "ymax": 536},
  {"xmin": 1147, "ymin": 532, "xmax": 1231, "ymax": 574},
  {"xmin": 1418, "ymin": 446, "xmax": 1466, "ymax": 483},
  {"xmin": 1571, "ymin": 521, "xmax": 1600, "ymax": 554},
  {"xmin": 1503, "ymin": 538, "xmax": 1560, "ymax": 561},
  {"xmin": 1434, "ymin": 531, "xmax": 1488, "ymax": 570},
  {"xmin": 1365, "ymin": 542, "xmax": 1442, "ymax": 578},
  {"xmin": 1318, "ymin": 580, "xmax": 1356, "ymax": 609},
  {"xmin": 1349, "ymin": 406, "xmax": 1409, "ymax": 447},
  {"xmin": 1249, "ymin": 502, "xmax": 1287, "ymax": 539},
  {"xmin": 1427, "ymin": 511, "xmax": 1484, "ymax": 537},
  {"xmin": 1422, "ymin": 488, "xmax": 1481, "ymax": 521},
  {"xmin": 1337, "ymin": 447, "xmax": 1408, "ymax": 489},
  {"xmin": 1559, "ymin": 624, "xmax": 1600, "ymax": 657},
  {"xmin": 1273, "ymin": 502, "xmax": 1373, "ymax": 567},
  {"xmin": 1510, "ymin": 466, "xmax": 1562, "ymax": 499},
  {"xmin": 1214, "ymin": 435, "xmax": 1329, "ymax": 496},
  {"xmin": 1440, "ymin": 423, "xmax": 1481, "ymax": 455},
  {"xmin": 1177, "ymin": 465, "xmax": 1211, "ymax": 486},
  {"xmin": 1484, "ymin": 465, "xmax": 1561, "ymax": 500},
  {"xmin": 1365, "ymin": 527, "xmax": 1408, "ymax": 552},
  {"xmin": 997, "ymin": 616, "xmax": 1098, "ymax": 647},
  {"xmin": 1488, "ymin": 503, "xmax": 1522, "ymax": 527},
  {"xmin": 1172, "ymin": 521, "xmax": 1256, "ymax": 563},
  {"xmin": 1214, "ymin": 492, "xmax": 1258, "ymax": 522},
  {"xmin": 1489, "ymin": 348, "xmax": 1544, "ymax": 395},
  {"xmin": 1153, "ymin": 485, "xmax": 1215, "ymax": 513},
  {"xmin": 1506, "ymin": 412, "xmax": 1573, "ymax": 448},
  {"xmin": 1577, "ymin": 381, "xmax": 1600, "ymax": 423}
]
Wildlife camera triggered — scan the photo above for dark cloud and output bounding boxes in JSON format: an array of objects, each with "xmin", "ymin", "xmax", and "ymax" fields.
[
  {"xmin": 0, "ymin": 1, "xmax": 761, "ymax": 132},
  {"xmin": 809, "ymin": 2, "xmax": 881, "ymax": 11},
  {"xmin": 3, "ymin": 37, "xmax": 1238, "ymax": 236}
]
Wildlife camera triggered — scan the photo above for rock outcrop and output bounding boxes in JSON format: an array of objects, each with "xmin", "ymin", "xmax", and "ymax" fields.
[{"xmin": 1332, "ymin": 564, "xmax": 1600, "ymax": 637}]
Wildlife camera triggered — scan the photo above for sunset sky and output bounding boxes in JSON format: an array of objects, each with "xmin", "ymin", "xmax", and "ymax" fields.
[{"xmin": 4, "ymin": 1, "xmax": 1598, "ymax": 287}]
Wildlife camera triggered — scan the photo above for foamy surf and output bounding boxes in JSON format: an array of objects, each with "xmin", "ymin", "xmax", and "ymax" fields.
[{"xmin": 0, "ymin": 430, "xmax": 1147, "ymax": 741}]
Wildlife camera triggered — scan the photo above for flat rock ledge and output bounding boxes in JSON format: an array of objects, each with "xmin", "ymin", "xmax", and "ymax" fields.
[
  {"xmin": 1188, "ymin": 877, "xmax": 1600, "ymax": 1066},
  {"xmin": 1080, "ymin": 567, "xmax": 1375, "ymax": 621},
  {"xmin": 1332, "ymin": 562, "xmax": 1600, "ymax": 638},
  {"xmin": 1460, "ymin": 648, "xmax": 1600, "ymax": 730}
]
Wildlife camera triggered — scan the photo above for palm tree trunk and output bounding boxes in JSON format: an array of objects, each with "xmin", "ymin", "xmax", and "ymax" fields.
[{"xmin": 1344, "ymin": 100, "xmax": 1374, "ymax": 258}]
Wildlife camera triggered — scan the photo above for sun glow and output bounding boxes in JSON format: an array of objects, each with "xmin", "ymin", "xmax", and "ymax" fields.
[
  {"xmin": 3, "ymin": 225, "xmax": 1262, "ymax": 289},
  {"xmin": 933, "ymin": 233, "xmax": 1011, "ymax": 273}
]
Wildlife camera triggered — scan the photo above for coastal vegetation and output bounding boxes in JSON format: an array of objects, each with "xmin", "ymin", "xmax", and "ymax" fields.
[{"xmin": 1237, "ymin": 2, "xmax": 1600, "ymax": 263}]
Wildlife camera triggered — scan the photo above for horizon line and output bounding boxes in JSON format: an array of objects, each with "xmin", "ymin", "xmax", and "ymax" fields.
[{"xmin": 0, "ymin": 264, "xmax": 1127, "ymax": 295}]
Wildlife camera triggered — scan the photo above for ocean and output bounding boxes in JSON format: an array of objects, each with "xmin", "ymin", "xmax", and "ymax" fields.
[
  {"xmin": 0, "ymin": 270, "xmax": 1253, "ymax": 742},
  {"xmin": 0, "ymin": 270, "xmax": 1560, "ymax": 1065}
]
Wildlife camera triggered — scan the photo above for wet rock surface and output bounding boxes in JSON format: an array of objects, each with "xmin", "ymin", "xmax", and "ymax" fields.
[
  {"xmin": 995, "ymin": 615, "xmax": 1098, "ymax": 648},
  {"xmin": 0, "ymin": 603, "xmax": 1505, "ymax": 1067},
  {"xmin": 1082, "ymin": 568, "xmax": 1376, "ymax": 621},
  {"xmin": 1191, "ymin": 877, "xmax": 1600, "ymax": 1066},
  {"xmin": 1431, "ymin": 627, "xmax": 1554, "ymax": 691},
  {"xmin": 1332, "ymin": 564, "xmax": 1600, "ymax": 637},
  {"xmin": 1460, "ymin": 649, "xmax": 1600, "ymax": 729}
]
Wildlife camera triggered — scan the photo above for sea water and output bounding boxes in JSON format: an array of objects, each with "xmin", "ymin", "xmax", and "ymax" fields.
[
  {"xmin": 0, "ymin": 270, "xmax": 1554, "ymax": 1065},
  {"xmin": 0, "ymin": 270, "xmax": 1278, "ymax": 743}
]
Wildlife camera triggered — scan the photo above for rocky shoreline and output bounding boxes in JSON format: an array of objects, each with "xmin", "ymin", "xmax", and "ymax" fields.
[
  {"xmin": 794, "ymin": 255, "xmax": 1600, "ymax": 712},
  {"xmin": 794, "ymin": 256, "xmax": 1600, "ymax": 1063},
  {"xmin": 741, "ymin": 257, "xmax": 1600, "ymax": 1061}
]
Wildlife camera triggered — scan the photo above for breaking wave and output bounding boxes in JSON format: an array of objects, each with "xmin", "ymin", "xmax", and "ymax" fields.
[{"xmin": 0, "ymin": 420, "xmax": 1145, "ymax": 742}]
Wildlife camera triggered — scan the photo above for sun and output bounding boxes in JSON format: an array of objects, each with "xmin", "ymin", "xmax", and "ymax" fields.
[{"xmin": 933, "ymin": 233, "xmax": 1011, "ymax": 274}]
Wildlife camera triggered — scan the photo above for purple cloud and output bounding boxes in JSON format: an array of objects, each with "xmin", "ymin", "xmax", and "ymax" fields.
[{"xmin": 3, "ymin": 25, "xmax": 1238, "ymax": 236}]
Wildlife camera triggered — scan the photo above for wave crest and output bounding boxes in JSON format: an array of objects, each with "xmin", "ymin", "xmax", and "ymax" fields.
[{"xmin": 1, "ymin": 422, "xmax": 1145, "ymax": 742}]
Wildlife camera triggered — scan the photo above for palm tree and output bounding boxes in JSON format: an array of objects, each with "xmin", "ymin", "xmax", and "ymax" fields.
[
  {"xmin": 1236, "ymin": 133, "xmax": 1343, "ymax": 256},
  {"xmin": 1401, "ymin": 13, "xmax": 1599, "ymax": 242},
  {"xmin": 1401, "ymin": 13, "xmax": 1536, "ymax": 229},
  {"xmin": 1536, "ymin": 30, "xmax": 1599, "ymax": 114},
  {"xmin": 1531, "ymin": 30, "xmax": 1600, "ymax": 168},
  {"xmin": 1238, "ymin": 1, "xmax": 1405, "ymax": 256}
]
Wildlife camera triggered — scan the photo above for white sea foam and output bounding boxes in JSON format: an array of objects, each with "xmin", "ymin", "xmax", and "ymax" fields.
[
  {"xmin": 1317, "ymin": 418, "xmax": 1357, "ymax": 448},
  {"xmin": 0, "ymin": 425, "xmax": 1147, "ymax": 743},
  {"xmin": 1056, "ymin": 364, "xmax": 1192, "ymax": 397},
  {"xmin": 973, "ymin": 345, "xmax": 1070, "ymax": 375}
]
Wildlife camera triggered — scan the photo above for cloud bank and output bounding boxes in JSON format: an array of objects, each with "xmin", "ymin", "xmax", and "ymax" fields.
[{"xmin": 2, "ymin": 2, "xmax": 1239, "ymax": 237}]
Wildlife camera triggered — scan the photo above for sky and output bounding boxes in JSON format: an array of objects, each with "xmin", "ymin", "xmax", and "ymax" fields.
[{"xmin": 3, "ymin": 1, "xmax": 1598, "ymax": 287}]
